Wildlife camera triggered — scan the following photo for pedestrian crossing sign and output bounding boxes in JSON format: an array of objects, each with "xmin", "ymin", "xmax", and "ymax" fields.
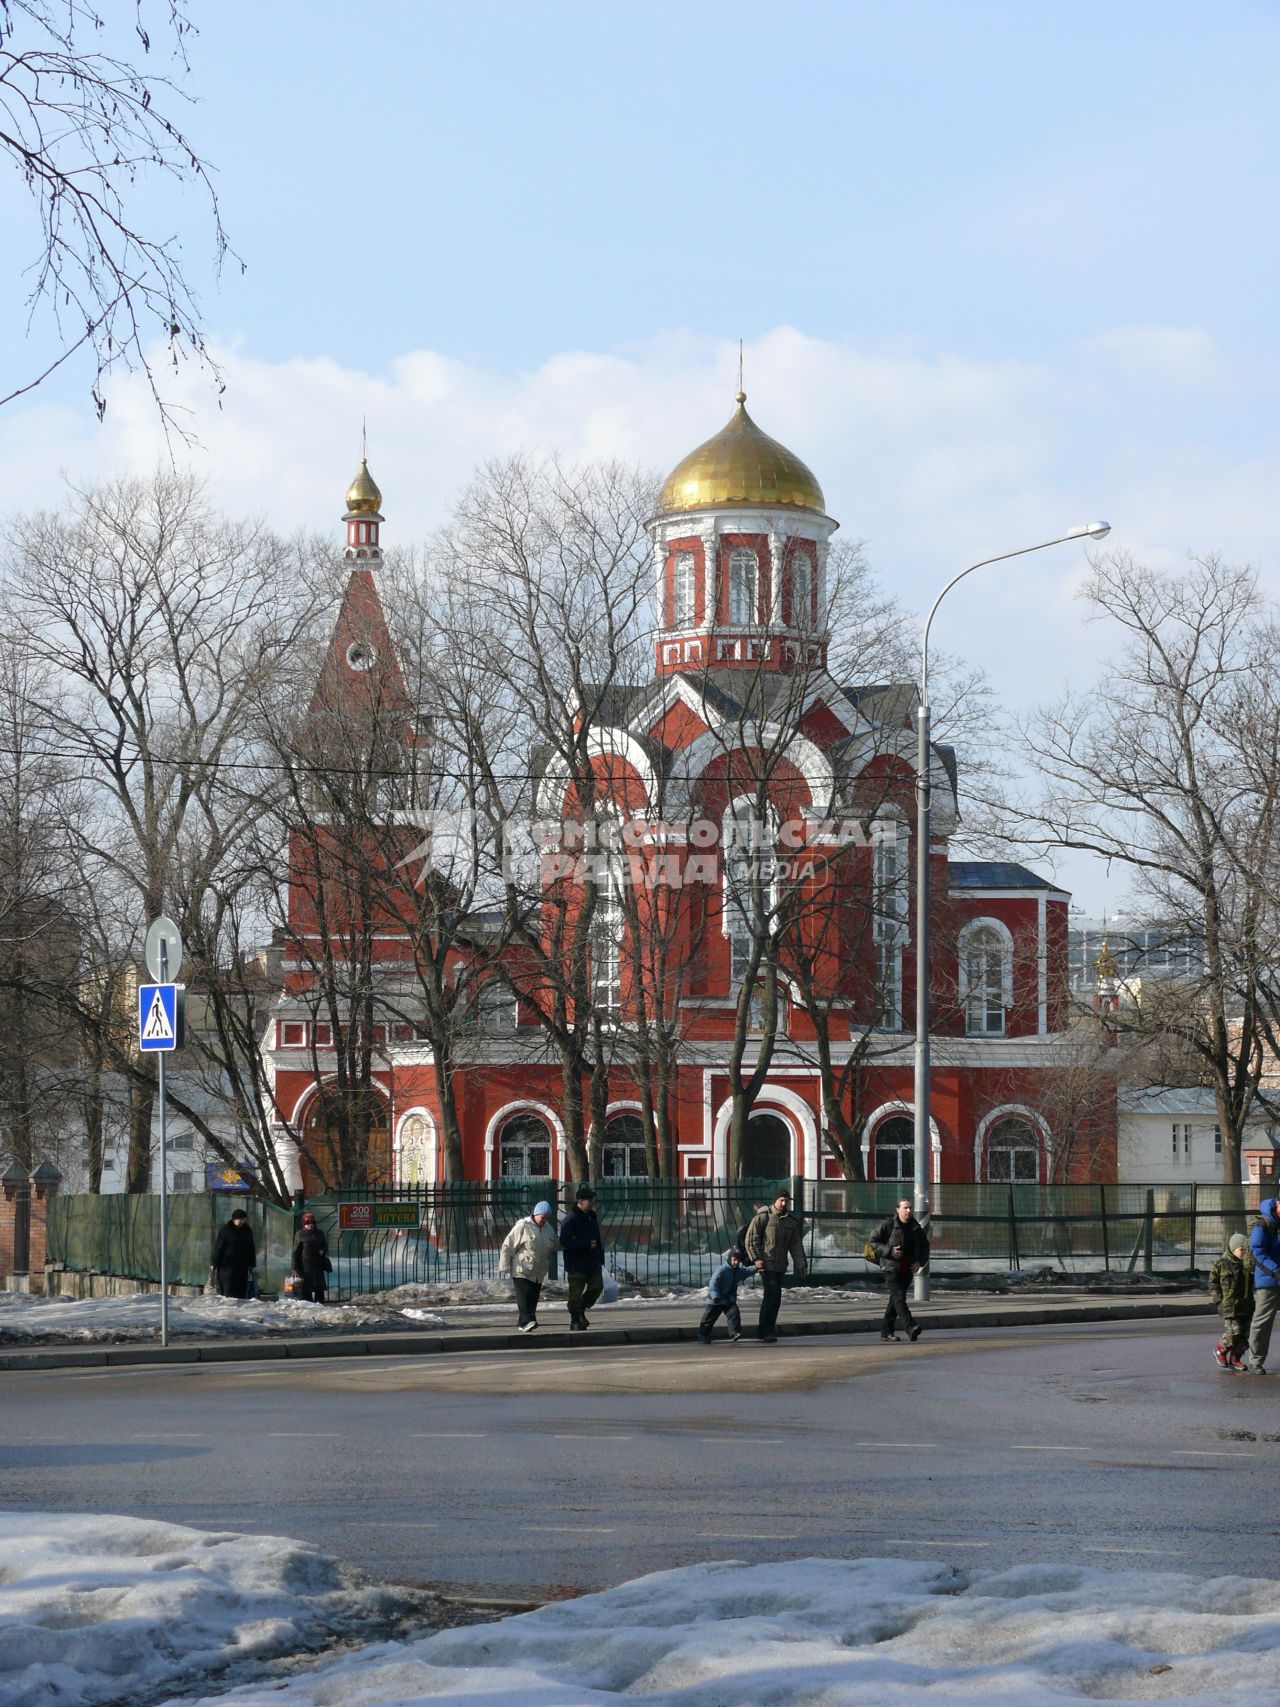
[{"xmin": 138, "ymin": 983, "xmax": 184, "ymax": 1052}]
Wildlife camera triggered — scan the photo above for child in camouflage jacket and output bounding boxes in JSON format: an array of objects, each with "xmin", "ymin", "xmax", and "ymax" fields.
[{"xmin": 1209, "ymin": 1233, "xmax": 1254, "ymax": 1370}]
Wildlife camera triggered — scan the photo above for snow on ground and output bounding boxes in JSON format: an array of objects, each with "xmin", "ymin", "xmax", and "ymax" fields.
[
  {"xmin": 6, "ymin": 1515, "xmax": 1278, "ymax": 1707},
  {"xmin": 0, "ymin": 1291, "xmax": 443, "ymax": 1342},
  {"xmin": 0, "ymin": 1512, "xmax": 427, "ymax": 1707},
  {"xmin": 167, "ymin": 1553, "xmax": 1280, "ymax": 1707}
]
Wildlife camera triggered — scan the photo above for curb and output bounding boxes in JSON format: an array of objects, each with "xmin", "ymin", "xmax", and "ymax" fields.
[{"xmin": 0, "ymin": 1297, "xmax": 1214, "ymax": 1373}]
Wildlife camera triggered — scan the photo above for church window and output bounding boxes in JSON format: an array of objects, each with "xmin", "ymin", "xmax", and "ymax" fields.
[
  {"xmin": 872, "ymin": 815, "xmax": 906, "ymax": 1029},
  {"xmin": 346, "ymin": 640, "xmax": 377, "ymax": 672},
  {"xmin": 963, "ymin": 923, "xmax": 1010, "ymax": 1035},
  {"xmin": 498, "ymin": 1113, "xmax": 552, "ymax": 1179},
  {"xmin": 723, "ymin": 797, "xmax": 777, "ymax": 984},
  {"xmin": 728, "ymin": 547, "xmax": 758, "ymax": 625},
  {"xmin": 790, "ymin": 550, "xmax": 813, "ymax": 629},
  {"xmin": 590, "ymin": 851, "xmax": 624, "ymax": 1021},
  {"xmin": 603, "ymin": 1113, "xmax": 649, "ymax": 1177},
  {"xmin": 873, "ymin": 1114, "xmax": 914, "ymax": 1181},
  {"xmin": 743, "ymin": 1113, "xmax": 791, "ymax": 1181},
  {"xmin": 987, "ymin": 1116, "xmax": 1039, "ymax": 1182},
  {"xmin": 672, "ymin": 552, "xmax": 696, "ymax": 627}
]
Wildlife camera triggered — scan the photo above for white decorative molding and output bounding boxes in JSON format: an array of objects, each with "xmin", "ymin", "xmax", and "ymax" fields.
[
  {"xmin": 957, "ymin": 915, "xmax": 1016, "ymax": 1026},
  {"xmin": 859, "ymin": 1098, "xmax": 943, "ymax": 1185},
  {"xmin": 710, "ymin": 1082, "xmax": 819, "ymax": 1178},
  {"xmin": 483, "ymin": 1099, "xmax": 567, "ymax": 1180},
  {"xmin": 393, "ymin": 1105, "xmax": 438, "ymax": 1186}
]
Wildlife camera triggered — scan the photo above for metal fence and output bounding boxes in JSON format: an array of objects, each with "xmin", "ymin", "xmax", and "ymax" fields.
[
  {"xmin": 45, "ymin": 1193, "xmax": 295, "ymax": 1292},
  {"xmin": 44, "ymin": 1178, "xmax": 1269, "ymax": 1300},
  {"xmin": 302, "ymin": 1177, "xmax": 1270, "ymax": 1301}
]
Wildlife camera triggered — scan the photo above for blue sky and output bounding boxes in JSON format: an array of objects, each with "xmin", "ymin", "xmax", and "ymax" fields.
[{"xmin": 4, "ymin": 0, "xmax": 1280, "ymax": 910}]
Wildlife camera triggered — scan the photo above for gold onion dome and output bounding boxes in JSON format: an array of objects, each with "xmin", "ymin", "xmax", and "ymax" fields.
[
  {"xmin": 345, "ymin": 457, "xmax": 382, "ymax": 515},
  {"xmin": 1095, "ymin": 938, "xmax": 1119, "ymax": 980},
  {"xmin": 657, "ymin": 392, "xmax": 825, "ymax": 514}
]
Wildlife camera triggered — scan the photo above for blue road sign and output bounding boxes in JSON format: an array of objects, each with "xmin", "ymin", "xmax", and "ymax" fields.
[{"xmin": 139, "ymin": 983, "xmax": 180, "ymax": 1052}]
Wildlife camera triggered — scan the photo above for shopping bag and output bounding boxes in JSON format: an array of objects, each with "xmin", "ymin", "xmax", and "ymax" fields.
[
  {"xmin": 246, "ymin": 1271, "xmax": 258, "ymax": 1300},
  {"xmin": 600, "ymin": 1266, "xmax": 620, "ymax": 1304},
  {"xmin": 203, "ymin": 1266, "xmax": 218, "ymax": 1298},
  {"xmin": 282, "ymin": 1273, "xmax": 303, "ymax": 1297}
]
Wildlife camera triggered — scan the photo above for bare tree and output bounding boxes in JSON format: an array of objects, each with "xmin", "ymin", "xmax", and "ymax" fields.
[
  {"xmin": 0, "ymin": 0, "xmax": 236, "ymax": 428},
  {"xmin": 1019, "ymin": 552, "xmax": 1278, "ymax": 1184}
]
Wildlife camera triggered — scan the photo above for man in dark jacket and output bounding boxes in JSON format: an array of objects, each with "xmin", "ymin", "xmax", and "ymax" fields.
[
  {"xmin": 290, "ymin": 1211, "xmax": 331, "ymax": 1304},
  {"xmin": 872, "ymin": 1197, "xmax": 929, "ymax": 1342},
  {"xmin": 1247, "ymin": 1196, "xmax": 1280, "ymax": 1374},
  {"xmin": 744, "ymin": 1191, "xmax": 808, "ymax": 1343},
  {"xmin": 212, "ymin": 1207, "xmax": 257, "ymax": 1299},
  {"xmin": 560, "ymin": 1185, "xmax": 605, "ymax": 1332}
]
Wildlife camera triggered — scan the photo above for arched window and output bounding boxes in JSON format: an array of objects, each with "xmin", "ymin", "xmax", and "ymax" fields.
[
  {"xmin": 396, "ymin": 1113, "xmax": 431, "ymax": 1186},
  {"xmin": 671, "ymin": 552, "xmax": 697, "ymax": 627},
  {"xmin": 790, "ymin": 550, "xmax": 813, "ymax": 630},
  {"xmin": 603, "ymin": 1113, "xmax": 648, "ymax": 1178},
  {"xmin": 963, "ymin": 923, "xmax": 1009, "ymax": 1035},
  {"xmin": 723, "ymin": 797, "xmax": 777, "ymax": 983},
  {"xmin": 986, "ymin": 1116, "xmax": 1039, "ymax": 1182},
  {"xmin": 728, "ymin": 546, "xmax": 758, "ymax": 625},
  {"xmin": 590, "ymin": 847, "xmax": 624, "ymax": 1021},
  {"xmin": 498, "ymin": 1113, "xmax": 552, "ymax": 1179},
  {"xmin": 743, "ymin": 1113, "xmax": 791, "ymax": 1180},
  {"xmin": 872, "ymin": 813, "xmax": 907, "ymax": 1029},
  {"xmin": 873, "ymin": 1114, "xmax": 914, "ymax": 1181}
]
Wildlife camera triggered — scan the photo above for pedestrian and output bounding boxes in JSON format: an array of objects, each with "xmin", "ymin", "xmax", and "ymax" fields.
[
  {"xmin": 559, "ymin": 1185, "xmax": 605, "ymax": 1331},
  {"xmin": 1209, "ymin": 1232, "xmax": 1253, "ymax": 1372},
  {"xmin": 290, "ymin": 1211, "xmax": 332, "ymax": 1304},
  {"xmin": 212, "ymin": 1207, "xmax": 257, "ymax": 1300},
  {"xmin": 1247, "ymin": 1195, "xmax": 1280, "ymax": 1374},
  {"xmin": 699, "ymin": 1250, "xmax": 749, "ymax": 1344},
  {"xmin": 498, "ymin": 1199, "xmax": 558, "ymax": 1333},
  {"xmin": 744, "ymin": 1189, "xmax": 808, "ymax": 1343},
  {"xmin": 872, "ymin": 1197, "xmax": 930, "ymax": 1342}
]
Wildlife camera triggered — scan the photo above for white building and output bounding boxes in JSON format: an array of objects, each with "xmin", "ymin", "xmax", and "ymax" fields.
[{"xmin": 1117, "ymin": 1086, "xmax": 1273, "ymax": 1184}]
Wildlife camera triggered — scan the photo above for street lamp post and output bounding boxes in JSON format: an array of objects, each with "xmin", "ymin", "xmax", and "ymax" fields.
[{"xmin": 911, "ymin": 521, "xmax": 1111, "ymax": 1303}]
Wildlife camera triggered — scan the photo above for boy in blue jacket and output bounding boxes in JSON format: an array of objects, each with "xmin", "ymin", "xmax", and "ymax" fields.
[{"xmin": 699, "ymin": 1251, "xmax": 750, "ymax": 1344}]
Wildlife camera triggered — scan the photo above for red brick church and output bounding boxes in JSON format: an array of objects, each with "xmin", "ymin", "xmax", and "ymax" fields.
[{"xmin": 266, "ymin": 394, "xmax": 1115, "ymax": 1193}]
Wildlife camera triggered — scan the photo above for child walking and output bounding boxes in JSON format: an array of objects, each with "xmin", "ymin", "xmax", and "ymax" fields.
[
  {"xmin": 699, "ymin": 1251, "xmax": 749, "ymax": 1344},
  {"xmin": 1209, "ymin": 1232, "xmax": 1254, "ymax": 1371}
]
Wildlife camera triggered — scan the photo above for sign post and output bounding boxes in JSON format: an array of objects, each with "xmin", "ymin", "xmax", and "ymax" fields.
[{"xmin": 142, "ymin": 916, "xmax": 184, "ymax": 1347}]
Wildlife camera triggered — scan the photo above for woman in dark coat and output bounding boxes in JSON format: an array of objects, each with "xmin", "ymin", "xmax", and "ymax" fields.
[
  {"xmin": 290, "ymin": 1211, "xmax": 331, "ymax": 1303},
  {"xmin": 212, "ymin": 1208, "xmax": 257, "ymax": 1299}
]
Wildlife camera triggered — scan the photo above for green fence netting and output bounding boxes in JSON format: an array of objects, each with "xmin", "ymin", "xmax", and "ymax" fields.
[
  {"xmin": 46, "ymin": 1193, "xmax": 295, "ymax": 1292},
  {"xmin": 45, "ymin": 1178, "xmax": 1267, "ymax": 1300}
]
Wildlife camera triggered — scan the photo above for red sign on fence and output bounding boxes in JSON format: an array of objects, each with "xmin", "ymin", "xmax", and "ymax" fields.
[{"xmin": 337, "ymin": 1201, "xmax": 420, "ymax": 1231}]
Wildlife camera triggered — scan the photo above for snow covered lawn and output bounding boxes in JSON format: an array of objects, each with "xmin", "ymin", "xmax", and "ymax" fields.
[
  {"xmin": 0, "ymin": 1290, "xmax": 444, "ymax": 1342},
  {"xmin": 3, "ymin": 1513, "xmax": 1277, "ymax": 1707},
  {"xmin": 0, "ymin": 1511, "xmax": 429, "ymax": 1707}
]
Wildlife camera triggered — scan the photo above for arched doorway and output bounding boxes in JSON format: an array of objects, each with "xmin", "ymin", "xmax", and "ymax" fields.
[
  {"xmin": 603, "ymin": 1113, "xmax": 648, "ymax": 1178},
  {"xmin": 986, "ymin": 1116, "xmax": 1040, "ymax": 1183},
  {"xmin": 872, "ymin": 1114, "xmax": 914, "ymax": 1183},
  {"xmin": 497, "ymin": 1112, "xmax": 553, "ymax": 1179},
  {"xmin": 300, "ymin": 1087, "xmax": 390, "ymax": 1191},
  {"xmin": 743, "ymin": 1113, "xmax": 792, "ymax": 1182}
]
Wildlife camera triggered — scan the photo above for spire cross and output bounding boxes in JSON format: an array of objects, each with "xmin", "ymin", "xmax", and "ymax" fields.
[
  {"xmin": 737, "ymin": 338, "xmax": 744, "ymax": 401},
  {"xmin": 362, "ymin": 415, "xmax": 367, "ymax": 460}
]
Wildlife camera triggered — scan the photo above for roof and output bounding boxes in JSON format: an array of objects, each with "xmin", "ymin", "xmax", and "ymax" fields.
[
  {"xmin": 949, "ymin": 861, "xmax": 1058, "ymax": 892},
  {"xmin": 1118, "ymin": 1086, "xmax": 1277, "ymax": 1137}
]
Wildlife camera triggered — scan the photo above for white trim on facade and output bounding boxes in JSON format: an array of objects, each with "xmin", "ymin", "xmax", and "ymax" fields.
[
  {"xmin": 973, "ymin": 1103, "xmax": 1051, "ymax": 1182},
  {"xmin": 483, "ymin": 1099, "xmax": 567, "ymax": 1180}
]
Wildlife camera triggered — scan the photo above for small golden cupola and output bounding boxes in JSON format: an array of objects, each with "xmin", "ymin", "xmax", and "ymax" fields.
[
  {"xmin": 657, "ymin": 391, "xmax": 826, "ymax": 515},
  {"xmin": 343, "ymin": 454, "xmax": 383, "ymax": 562}
]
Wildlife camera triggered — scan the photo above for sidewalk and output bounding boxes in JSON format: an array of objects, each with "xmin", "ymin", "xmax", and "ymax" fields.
[{"xmin": 0, "ymin": 1288, "xmax": 1214, "ymax": 1372}]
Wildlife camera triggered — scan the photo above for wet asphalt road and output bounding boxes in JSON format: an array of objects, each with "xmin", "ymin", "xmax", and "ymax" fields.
[{"xmin": 2, "ymin": 1317, "xmax": 1277, "ymax": 1597}]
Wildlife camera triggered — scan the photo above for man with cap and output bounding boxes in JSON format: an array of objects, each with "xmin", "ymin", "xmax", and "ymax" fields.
[
  {"xmin": 498, "ymin": 1199, "xmax": 559, "ymax": 1332},
  {"xmin": 559, "ymin": 1185, "xmax": 606, "ymax": 1331},
  {"xmin": 1209, "ymin": 1232, "xmax": 1253, "ymax": 1371},
  {"xmin": 211, "ymin": 1206, "xmax": 257, "ymax": 1299},
  {"xmin": 744, "ymin": 1189, "xmax": 808, "ymax": 1343}
]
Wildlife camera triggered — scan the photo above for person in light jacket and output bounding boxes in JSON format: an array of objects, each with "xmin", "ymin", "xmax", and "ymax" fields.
[{"xmin": 498, "ymin": 1200, "xmax": 559, "ymax": 1333}]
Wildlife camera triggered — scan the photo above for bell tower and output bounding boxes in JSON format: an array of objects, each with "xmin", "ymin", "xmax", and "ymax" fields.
[{"xmin": 344, "ymin": 444, "xmax": 383, "ymax": 562}]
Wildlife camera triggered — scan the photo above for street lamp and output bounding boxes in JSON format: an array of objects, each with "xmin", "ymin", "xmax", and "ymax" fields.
[{"xmin": 911, "ymin": 521, "xmax": 1111, "ymax": 1302}]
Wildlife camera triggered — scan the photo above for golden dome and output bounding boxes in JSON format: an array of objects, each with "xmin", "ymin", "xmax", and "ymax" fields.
[
  {"xmin": 1095, "ymin": 937, "xmax": 1119, "ymax": 980},
  {"xmin": 657, "ymin": 392, "xmax": 825, "ymax": 515},
  {"xmin": 345, "ymin": 457, "xmax": 382, "ymax": 516}
]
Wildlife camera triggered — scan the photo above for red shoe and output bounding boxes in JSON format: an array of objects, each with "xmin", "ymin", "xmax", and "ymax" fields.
[
  {"xmin": 1213, "ymin": 1342, "xmax": 1229, "ymax": 1367},
  {"xmin": 1230, "ymin": 1352, "xmax": 1249, "ymax": 1371}
]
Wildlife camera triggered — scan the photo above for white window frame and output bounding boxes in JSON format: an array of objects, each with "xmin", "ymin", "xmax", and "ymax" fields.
[
  {"xmin": 723, "ymin": 796, "xmax": 777, "ymax": 986},
  {"xmin": 872, "ymin": 812, "xmax": 907, "ymax": 1030},
  {"xmin": 959, "ymin": 917, "xmax": 1014, "ymax": 1036},
  {"xmin": 672, "ymin": 551, "xmax": 696, "ymax": 628},
  {"xmin": 590, "ymin": 846, "xmax": 625, "ymax": 1022},
  {"xmin": 728, "ymin": 546, "xmax": 758, "ymax": 626}
]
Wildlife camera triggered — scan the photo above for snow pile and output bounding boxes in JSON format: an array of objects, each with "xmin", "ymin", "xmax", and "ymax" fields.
[
  {"xmin": 354, "ymin": 1276, "xmax": 551, "ymax": 1308},
  {"xmin": 0, "ymin": 1512, "xmax": 425, "ymax": 1707},
  {"xmin": 0, "ymin": 1290, "xmax": 433, "ymax": 1343},
  {"xmin": 185, "ymin": 1555, "xmax": 1278, "ymax": 1707}
]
